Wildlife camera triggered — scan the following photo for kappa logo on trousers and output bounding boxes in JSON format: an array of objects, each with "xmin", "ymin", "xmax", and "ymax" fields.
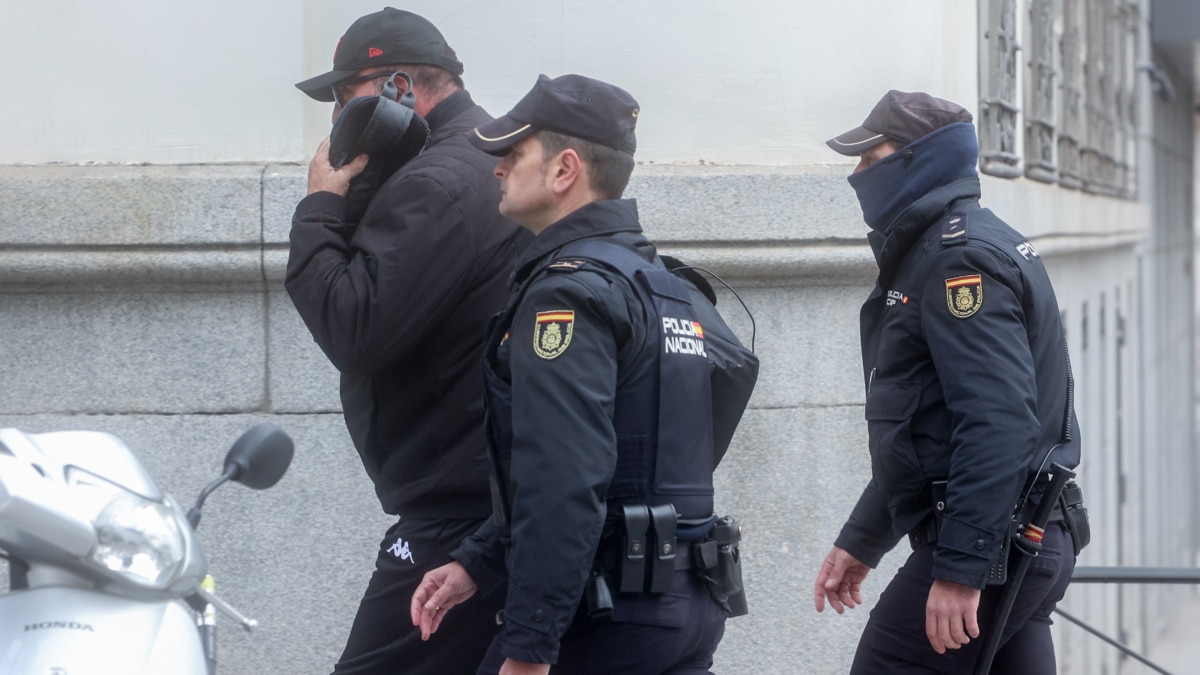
[{"xmin": 387, "ymin": 536, "xmax": 415, "ymax": 564}]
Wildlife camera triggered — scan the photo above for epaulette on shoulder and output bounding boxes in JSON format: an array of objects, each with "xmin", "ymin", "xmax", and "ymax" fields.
[
  {"xmin": 940, "ymin": 212, "xmax": 969, "ymax": 246},
  {"xmin": 546, "ymin": 258, "xmax": 592, "ymax": 273}
]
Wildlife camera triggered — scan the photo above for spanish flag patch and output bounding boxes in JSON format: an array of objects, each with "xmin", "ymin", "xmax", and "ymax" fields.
[
  {"xmin": 945, "ymin": 275, "xmax": 983, "ymax": 318},
  {"xmin": 533, "ymin": 310, "xmax": 575, "ymax": 359}
]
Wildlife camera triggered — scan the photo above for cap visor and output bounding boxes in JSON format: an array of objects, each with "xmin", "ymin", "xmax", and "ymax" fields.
[
  {"xmin": 825, "ymin": 126, "xmax": 888, "ymax": 156},
  {"xmin": 295, "ymin": 69, "xmax": 359, "ymax": 103},
  {"xmin": 469, "ymin": 117, "xmax": 536, "ymax": 156}
]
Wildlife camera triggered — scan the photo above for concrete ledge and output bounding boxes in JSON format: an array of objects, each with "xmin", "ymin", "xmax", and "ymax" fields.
[
  {"xmin": 0, "ymin": 164, "xmax": 1148, "ymax": 291},
  {"xmin": 261, "ymin": 163, "xmax": 865, "ymax": 245},
  {"xmin": 0, "ymin": 165, "xmax": 266, "ymax": 246},
  {"xmin": 0, "ymin": 248, "xmax": 267, "ymax": 291},
  {"xmin": 0, "ymin": 234, "xmax": 1140, "ymax": 290},
  {"xmin": 981, "ymin": 173, "xmax": 1151, "ymax": 241},
  {"xmin": 1026, "ymin": 232, "xmax": 1146, "ymax": 259},
  {"xmin": 264, "ymin": 241, "xmax": 878, "ymax": 286},
  {"xmin": 628, "ymin": 164, "xmax": 864, "ymax": 241}
]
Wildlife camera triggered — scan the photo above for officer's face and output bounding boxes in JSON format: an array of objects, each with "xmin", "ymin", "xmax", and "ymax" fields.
[
  {"xmin": 495, "ymin": 135, "xmax": 558, "ymax": 232},
  {"xmin": 854, "ymin": 140, "xmax": 899, "ymax": 174}
]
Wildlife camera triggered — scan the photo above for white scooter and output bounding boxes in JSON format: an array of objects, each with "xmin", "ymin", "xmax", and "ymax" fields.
[{"xmin": 0, "ymin": 422, "xmax": 293, "ymax": 675}]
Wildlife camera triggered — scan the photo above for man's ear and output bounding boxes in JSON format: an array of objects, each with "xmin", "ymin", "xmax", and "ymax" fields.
[
  {"xmin": 382, "ymin": 72, "xmax": 413, "ymax": 103},
  {"xmin": 550, "ymin": 148, "xmax": 584, "ymax": 196}
]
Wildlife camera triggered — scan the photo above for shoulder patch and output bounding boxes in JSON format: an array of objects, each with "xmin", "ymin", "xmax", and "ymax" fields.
[
  {"xmin": 1015, "ymin": 240, "xmax": 1040, "ymax": 261},
  {"xmin": 533, "ymin": 310, "xmax": 575, "ymax": 359},
  {"xmin": 945, "ymin": 275, "xmax": 983, "ymax": 318},
  {"xmin": 941, "ymin": 214, "xmax": 968, "ymax": 246}
]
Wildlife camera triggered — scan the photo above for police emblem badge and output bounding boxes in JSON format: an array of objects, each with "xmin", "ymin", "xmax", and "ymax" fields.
[
  {"xmin": 945, "ymin": 274, "xmax": 983, "ymax": 318},
  {"xmin": 533, "ymin": 310, "xmax": 574, "ymax": 359}
]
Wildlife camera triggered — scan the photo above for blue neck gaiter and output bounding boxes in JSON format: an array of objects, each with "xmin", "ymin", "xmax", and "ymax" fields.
[{"xmin": 847, "ymin": 122, "xmax": 980, "ymax": 235}]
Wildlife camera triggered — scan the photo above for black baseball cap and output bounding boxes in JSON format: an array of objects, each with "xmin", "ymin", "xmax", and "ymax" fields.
[
  {"xmin": 295, "ymin": 7, "xmax": 464, "ymax": 103},
  {"xmin": 470, "ymin": 74, "xmax": 639, "ymax": 156},
  {"xmin": 827, "ymin": 90, "xmax": 973, "ymax": 155}
]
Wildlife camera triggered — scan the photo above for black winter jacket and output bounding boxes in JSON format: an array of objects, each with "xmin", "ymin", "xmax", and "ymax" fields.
[
  {"xmin": 455, "ymin": 200, "xmax": 706, "ymax": 664},
  {"xmin": 286, "ymin": 90, "xmax": 528, "ymax": 518},
  {"xmin": 834, "ymin": 123, "xmax": 1080, "ymax": 589}
]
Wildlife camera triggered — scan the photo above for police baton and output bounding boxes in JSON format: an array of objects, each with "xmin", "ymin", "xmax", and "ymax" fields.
[{"xmin": 972, "ymin": 463, "xmax": 1075, "ymax": 675}]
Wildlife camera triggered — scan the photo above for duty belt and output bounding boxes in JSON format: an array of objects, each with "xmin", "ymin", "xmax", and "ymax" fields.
[
  {"xmin": 907, "ymin": 477, "xmax": 1079, "ymax": 551},
  {"xmin": 590, "ymin": 506, "xmax": 747, "ymax": 617},
  {"xmin": 908, "ymin": 503, "xmax": 1066, "ymax": 550}
]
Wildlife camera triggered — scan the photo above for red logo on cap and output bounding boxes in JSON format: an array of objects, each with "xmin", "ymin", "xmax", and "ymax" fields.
[{"xmin": 368, "ymin": 47, "xmax": 383, "ymax": 58}]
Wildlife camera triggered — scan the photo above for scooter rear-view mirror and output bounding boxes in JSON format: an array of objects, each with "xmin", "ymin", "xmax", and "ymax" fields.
[
  {"xmin": 222, "ymin": 423, "xmax": 294, "ymax": 490},
  {"xmin": 186, "ymin": 423, "xmax": 294, "ymax": 528}
]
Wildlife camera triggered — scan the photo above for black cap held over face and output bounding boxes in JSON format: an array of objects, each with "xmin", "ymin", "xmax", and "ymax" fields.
[
  {"xmin": 469, "ymin": 74, "xmax": 639, "ymax": 156},
  {"xmin": 296, "ymin": 7, "xmax": 463, "ymax": 103},
  {"xmin": 826, "ymin": 90, "xmax": 973, "ymax": 156},
  {"xmin": 328, "ymin": 72, "xmax": 430, "ymax": 222}
]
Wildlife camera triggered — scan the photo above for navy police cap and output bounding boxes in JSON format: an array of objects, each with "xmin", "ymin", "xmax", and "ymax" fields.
[{"xmin": 471, "ymin": 74, "xmax": 639, "ymax": 156}]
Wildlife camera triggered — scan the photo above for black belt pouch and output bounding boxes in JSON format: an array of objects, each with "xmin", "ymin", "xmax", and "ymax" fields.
[{"xmin": 1059, "ymin": 481, "xmax": 1090, "ymax": 556}]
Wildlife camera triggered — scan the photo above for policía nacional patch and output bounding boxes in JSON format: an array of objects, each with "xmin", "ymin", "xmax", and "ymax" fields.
[
  {"xmin": 533, "ymin": 310, "xmax": 574, "ymax": 359},
  {"xmin": 945, "ymin": 274, "xmax": 983, "ymax": 318}
]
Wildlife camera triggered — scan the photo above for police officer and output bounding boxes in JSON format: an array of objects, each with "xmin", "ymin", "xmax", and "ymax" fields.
[
  {"xmin": 409, "ymin": 74, "xmax": 751, "ymax": 675},
  {"xmin": 813, "ymin": 91, "xmax": 1084, "ymax": 674}
]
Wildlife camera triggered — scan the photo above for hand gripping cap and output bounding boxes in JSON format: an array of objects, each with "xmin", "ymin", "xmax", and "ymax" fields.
[{"xmin": 328, "ymin": 75, "xmax": 430, "ymax": 220}]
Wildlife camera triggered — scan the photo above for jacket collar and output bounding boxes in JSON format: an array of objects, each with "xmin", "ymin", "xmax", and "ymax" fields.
[
  {"xmin": 424, "ymin": 89, "xmax": 475, "ymax": 132},
  {"xmin": 511, "ymin": 199, "xmax": 642, "ymax": 285},
  {"xmin": 870, "ymin": 178, "xmax": 982, "ymax": 280}
]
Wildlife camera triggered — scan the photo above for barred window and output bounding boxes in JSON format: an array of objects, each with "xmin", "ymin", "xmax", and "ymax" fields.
[{"xmin": 979, "ymin": 0, "xmax": 1138, "ymax": 198}]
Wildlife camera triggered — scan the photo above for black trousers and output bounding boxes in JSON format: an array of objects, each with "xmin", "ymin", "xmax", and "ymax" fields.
[
  {"xmin": 477, "ymin": 570, "xmax": 726, "ymax": 675},
  {"xmin": 850, "ymin": 522, "xmax": 1074, "ymax": 674},
  {"xmin": 332, "ymin": 517, "xmax": 505, "ymax": 675}
]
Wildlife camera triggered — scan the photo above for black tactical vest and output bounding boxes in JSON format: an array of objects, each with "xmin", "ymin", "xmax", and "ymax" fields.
[{"xmin": 483, "ymin": 238, "xmax": 756, "ymax": 529}]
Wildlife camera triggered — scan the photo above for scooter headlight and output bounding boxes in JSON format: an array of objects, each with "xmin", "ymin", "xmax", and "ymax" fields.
[{"xmin": 89, "ymin": 491, "xmax": 186, "ymax": 589}]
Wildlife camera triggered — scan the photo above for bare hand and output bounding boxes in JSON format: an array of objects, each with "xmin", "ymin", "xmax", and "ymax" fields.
[
  {"xmin": 925, "ymin": 579, "xmax": 981, "ymax": 653},
  {"xmin": 409, "ymin": 561, "xmax": 479, "ymax": 640},
  {"xmin": 499, "ymin": 658, "xmax": 551, "ymax": 675},
  {"xmin": 814, "ymin": 545, "xmax": 871, "ymax": 613},
  {"xmin": 306, "ymin": 136, "xmax": 368, "ymax": 197}
]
